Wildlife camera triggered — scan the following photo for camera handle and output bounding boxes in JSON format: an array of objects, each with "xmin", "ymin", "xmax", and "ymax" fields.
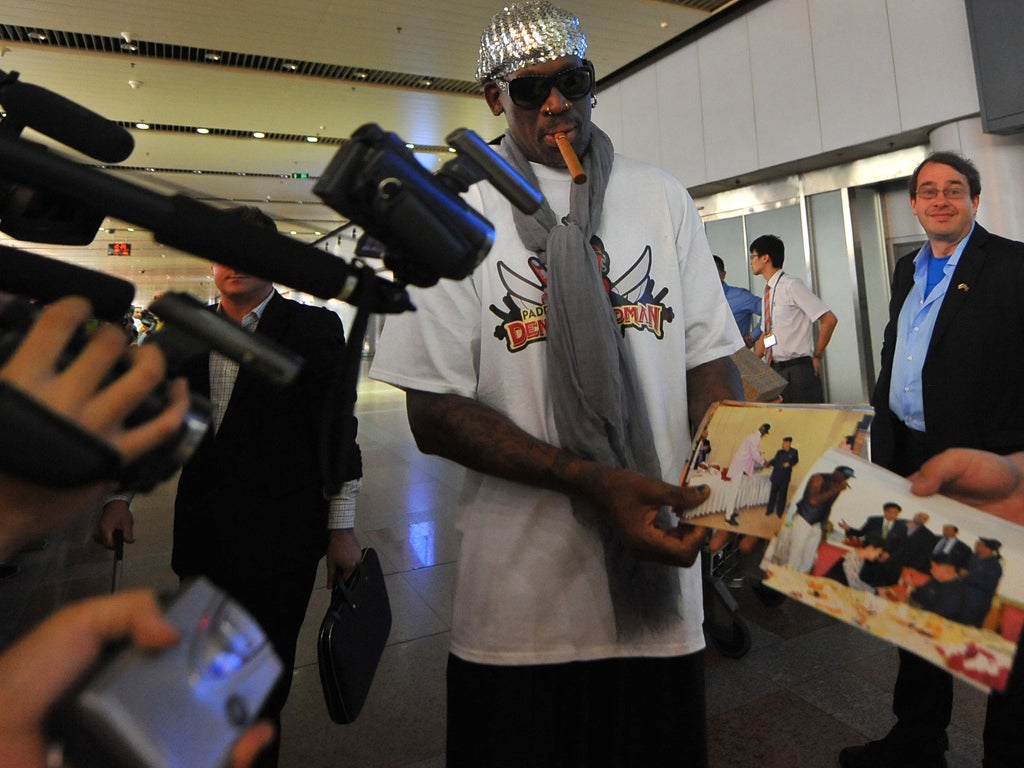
[{"xmin": 0, "ymin": 382, "xmax": 123, "ymax": 488}]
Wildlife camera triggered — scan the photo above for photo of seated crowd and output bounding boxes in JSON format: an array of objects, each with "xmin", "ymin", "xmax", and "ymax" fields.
[{"xmin": 763, "ymin": 448, "xmax": 1024, "ymax": 693}]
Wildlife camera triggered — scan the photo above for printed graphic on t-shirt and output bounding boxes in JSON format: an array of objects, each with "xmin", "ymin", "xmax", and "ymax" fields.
[{"xmin": 489, "ymin": 238, "xmax": 675, "ymax": 352}]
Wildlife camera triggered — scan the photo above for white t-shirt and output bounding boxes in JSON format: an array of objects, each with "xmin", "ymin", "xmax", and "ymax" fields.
[{"xmin": 371, "ymin": 152, "xmax": 742, "ymax": 665}]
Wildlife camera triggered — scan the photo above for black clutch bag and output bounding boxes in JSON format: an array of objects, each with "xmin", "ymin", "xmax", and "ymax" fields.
[{"xmin": 317, "ymin": 547, "xmax": 392, "ymax": 724}]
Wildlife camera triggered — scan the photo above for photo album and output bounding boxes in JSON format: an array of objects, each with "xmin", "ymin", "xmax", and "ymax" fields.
[{"xmin": 680, "ymin": 401, "xmax": 1024, "ymax": 693}]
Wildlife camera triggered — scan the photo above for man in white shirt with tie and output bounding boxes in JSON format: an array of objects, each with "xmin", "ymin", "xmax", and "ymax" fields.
[{"xmin": 750, "ymin": 234, "xmax": 838, "ymax": 403}]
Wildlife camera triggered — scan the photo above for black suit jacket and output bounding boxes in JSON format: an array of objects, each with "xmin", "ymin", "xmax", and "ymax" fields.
[
  {"xmin": 172, "ymin": 293, "xmax": 361, "ymax": 583},
  {"xmin": 846, "ymin": 515, "xmax": 907, "ymax": 548},
  {"xmin": 933, "ymin": 537, "xmax": 973, "ymax": 571},
  {"xmin": 768, "ymin": 448, "xmax": 799, "ymax": 483},
  {"xmin": 892, "ymin": 524, "xmax": 939, "ymax": 574},
  {"xmin": 871, "ymin": 224, "xmax": 1024, "ymax": 470}
]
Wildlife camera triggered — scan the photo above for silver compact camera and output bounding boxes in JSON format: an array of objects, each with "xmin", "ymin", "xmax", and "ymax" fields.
[{"xmin": 58, "ymin": 578, "xmax": 282, "ymax": 768}]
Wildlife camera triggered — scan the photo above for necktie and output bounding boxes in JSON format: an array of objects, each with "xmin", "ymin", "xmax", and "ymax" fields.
[
  {"xmin": 882, "ymin": 520, "xmax": 891, "ymax": 540},
  {"xmin": 763, "ymin": 283, "xmax": 773, "ymax": 364}
]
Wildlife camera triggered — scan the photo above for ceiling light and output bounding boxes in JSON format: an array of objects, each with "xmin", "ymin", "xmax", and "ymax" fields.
[
  {"xmin": 305, "ymin": 136, "xmax": 319, "ymax": 143},
  {"xmin": 405, "ymin": 143, "xmax": 415, "ymax": 150},
  {"xmin": 120, "ymin": 43, "xmax": 138, "ymax": 52},
  {"xmin": 354, "ymin": 71, "xmax": 368, "ymax": 80},
  {"xmin": 660, "ymin": 20, "xmax": 669, "ymax": 29},
  {"xmin": 204, "ymin": 52, "xmax": 222, "ymax": 62},
  {"xmin": 27, "ymin": 31, "xmax": 47, "ymax": 42},
  {"xmin": 135, "ymin": 122, "xmax": 150, "ymax": 129},
  {"xmin": 196, "ymin": 127, "xmax": 210, "ymax": 134},
  {"xmin": 252, "ymin": 131, "xmax": 266, "ymax": 138},
  {"xmin": 418, "ymin": 77, "xmax": 433, "ymax": 87},
  {"xmin": 282, "ymin": 62, "xmax": 298, "ymax": 71}
]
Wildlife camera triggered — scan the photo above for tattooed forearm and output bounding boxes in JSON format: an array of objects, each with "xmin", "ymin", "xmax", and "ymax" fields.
[{"xmin": 405, "ymin": 389, "xmax": 597, "ymax": 497}]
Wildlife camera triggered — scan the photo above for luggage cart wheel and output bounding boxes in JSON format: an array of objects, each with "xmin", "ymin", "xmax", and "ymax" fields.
[
  {"xmin": 706, "ymin": 612, "xmax": 751, "ymax": 659},
  {"xmin": 704, "ymin": 575, "xmax": 752, "ymax": 659}
]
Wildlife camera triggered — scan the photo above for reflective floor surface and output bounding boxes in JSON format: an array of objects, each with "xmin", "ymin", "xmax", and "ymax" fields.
[{"xmin": 1, "ymin": 372, "xmax": 987, "ymax": 767}]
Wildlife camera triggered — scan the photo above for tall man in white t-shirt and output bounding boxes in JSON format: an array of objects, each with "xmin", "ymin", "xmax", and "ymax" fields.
[
  {"xmin": 370, "ymin": 3, "xmax": 743, "ymax": 765},
  {"xmin": 750, "ymin": 233, "xmax": 838, "ymax": 403}
]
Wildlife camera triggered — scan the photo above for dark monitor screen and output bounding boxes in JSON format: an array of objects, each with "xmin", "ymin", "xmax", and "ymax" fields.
[{"xmin": 964, "ymin": 0, "xmax": 1024, "ymax": 135}]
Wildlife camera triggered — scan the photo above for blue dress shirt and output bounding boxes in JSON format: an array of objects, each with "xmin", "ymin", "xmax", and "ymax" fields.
[
  {"xmin": 889, "ymin": 224, "xmax": 975, "ymax": 431},
  {"xmin": 723, "ymin": 282, "xmax": 762, "ymax": 341}
]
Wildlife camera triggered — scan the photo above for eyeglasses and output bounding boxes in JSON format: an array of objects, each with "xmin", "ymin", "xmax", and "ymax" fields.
[
  {"xmin": 496, "ymin": 61, "xmax": 595, "ymax": 110},
  {"xmin": 915, "ymin": 186, "xmax": 969, "ymax": 201}
]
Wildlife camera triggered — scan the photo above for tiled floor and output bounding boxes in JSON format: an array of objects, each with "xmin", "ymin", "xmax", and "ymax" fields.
[{"xmin": 1, "ymin": 374, "xmax": 988, "ymax": 767}]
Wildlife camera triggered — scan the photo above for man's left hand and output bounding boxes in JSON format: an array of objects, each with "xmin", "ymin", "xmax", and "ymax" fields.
[{"xmin": 326, "ymin": 528, "xmax": 363, "ymax": 587}]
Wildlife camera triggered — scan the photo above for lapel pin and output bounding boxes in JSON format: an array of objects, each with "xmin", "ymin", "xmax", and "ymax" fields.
[{"xmin": 957, "ymin": 283, "xmax": 969, "ymax": 292}]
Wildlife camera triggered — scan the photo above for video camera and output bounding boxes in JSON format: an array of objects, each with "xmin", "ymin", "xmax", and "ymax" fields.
[
  {"xmin": 0, "ymin": 277, "xmax": 302, "ymax": 491},
  {"xmin": 0, "ymin": 69, "xmax": 541, "ymax": 492}
]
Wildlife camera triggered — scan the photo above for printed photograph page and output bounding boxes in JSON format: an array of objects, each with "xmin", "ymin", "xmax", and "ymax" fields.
[
  {"xmin": 760, "ymin": 449, "xmax": 1024, "ymax": 693},
  {"xmin": 679, "ymin": 401, "xmax": 872, "ymax": 539}
]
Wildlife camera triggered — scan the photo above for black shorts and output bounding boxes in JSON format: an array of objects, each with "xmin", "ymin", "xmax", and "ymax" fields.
[{"xmin": 446, "ymin": 651, "xmax": 708, "ymax": 768}]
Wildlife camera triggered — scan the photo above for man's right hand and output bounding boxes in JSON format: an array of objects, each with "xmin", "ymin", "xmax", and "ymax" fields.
[
  {"xmin": 587, "ymin": 466, "xmax": 710, "ymax": 568},
  {"xmin": 94, "ymin": 498, "xmax": 135, "ymax": 549}
]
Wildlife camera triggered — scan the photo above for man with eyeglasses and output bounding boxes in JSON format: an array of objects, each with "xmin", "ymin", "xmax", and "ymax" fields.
[
  {"xmin": 370, "ymin": 2, "xmax": 742, "ymax": 765},
  {"xmin": 839, "ymin": 152, "xmax": 1024, "ymax": 768}
]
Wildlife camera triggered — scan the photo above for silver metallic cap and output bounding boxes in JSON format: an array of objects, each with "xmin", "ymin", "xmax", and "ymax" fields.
[{"xmin": 476, "ymin": 2, "xmax": 588, "ymax": 83}]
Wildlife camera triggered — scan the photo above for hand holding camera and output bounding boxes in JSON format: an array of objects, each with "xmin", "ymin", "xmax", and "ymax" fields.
[
  {"xmin": 0, "ymin": 295, "xmax": 189, "ymax": 560},
  {"xmin": 0, "ymin": 587, "xmax": 277, "ymax": 768}
]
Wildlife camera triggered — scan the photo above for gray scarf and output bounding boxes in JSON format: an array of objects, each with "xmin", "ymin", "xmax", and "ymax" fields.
[{"xmin": 497, "ymin": 126, "xmax": 681, "ymax": 636}]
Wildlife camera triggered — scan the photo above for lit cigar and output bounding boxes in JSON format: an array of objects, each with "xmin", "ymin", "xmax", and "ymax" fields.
[{"xmin": 554, "ymin": 133, "xmax": 586, "ymax": 184}]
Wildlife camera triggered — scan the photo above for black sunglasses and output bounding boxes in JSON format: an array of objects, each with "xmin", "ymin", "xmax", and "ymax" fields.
[{"xmin": 500, "ymin": 61, "xmax": 595, "ymax": 110}]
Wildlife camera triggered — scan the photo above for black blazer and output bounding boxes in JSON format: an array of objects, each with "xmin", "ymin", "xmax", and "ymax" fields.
[
  {"xmin": 871, "ymin": 224, "xmax": 1024, "ymax": 470},
  {"xmin": 846, "ymin": 515, "xmax": 907, "ymax": 549},
  {"xmin": 172, "ymin": 293, "xmax": 361, "ymax": 583},
  {"xmin": 892, "ymin": 524, "xmax": 940, "ymax": 574},
  {"xmin": 944, "ymin": 539, "xmax": 974, "ymax": 571}
]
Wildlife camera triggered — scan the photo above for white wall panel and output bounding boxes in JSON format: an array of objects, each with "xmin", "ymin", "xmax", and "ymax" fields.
[
  {"xmin": 655, "ymin": 46, "xmax": 707, "ymax": 185},
  {"xmin": 597, "ymin": 83, "xmax": 626, "ymax": 153},
  {"xmin": 808, "ymin": 0, "xmax": 901, "ymax": 151},
  {"xmin": 931, "ymin": 119, "xmax": 1024, "ymax": 242},
  {"xmin": 698, "ymin": 22, "xmax": 759, "ymax": 180},
  {"xmin": 603, "ymin": 0, "xmax": 988, "ymax": 190},
  {"xmin": 886, "ymin": 0, "xmax": 979, "ymax": 130},
  {"xmin": 748, "ymin": 0, "xmax": 823, "ymax": 168},
  {"xmin": 618, "ymin": 67, "xmax": 663, "ymax": 168}
]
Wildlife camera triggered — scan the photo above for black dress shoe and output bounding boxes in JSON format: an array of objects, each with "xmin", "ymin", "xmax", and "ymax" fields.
[
  {"xmin": 725, "ymin": 515, "xmax": 739, "ymax": 527},
  {"xmin": 838, "ymin": 739, "xmax": 946, "ymax": 768}
]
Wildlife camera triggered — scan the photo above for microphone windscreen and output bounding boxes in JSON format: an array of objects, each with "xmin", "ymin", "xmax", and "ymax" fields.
[
  {"xmin": 0, "ymin": 245, "xmax": 135, "ymax": 321},
  {"xmin": 157, "ymin": 196, "xmax": 354, "ymax": 300},
  {"xmin": 0, "ymin": 79, "xmax": 134, "ymax": 163}
]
